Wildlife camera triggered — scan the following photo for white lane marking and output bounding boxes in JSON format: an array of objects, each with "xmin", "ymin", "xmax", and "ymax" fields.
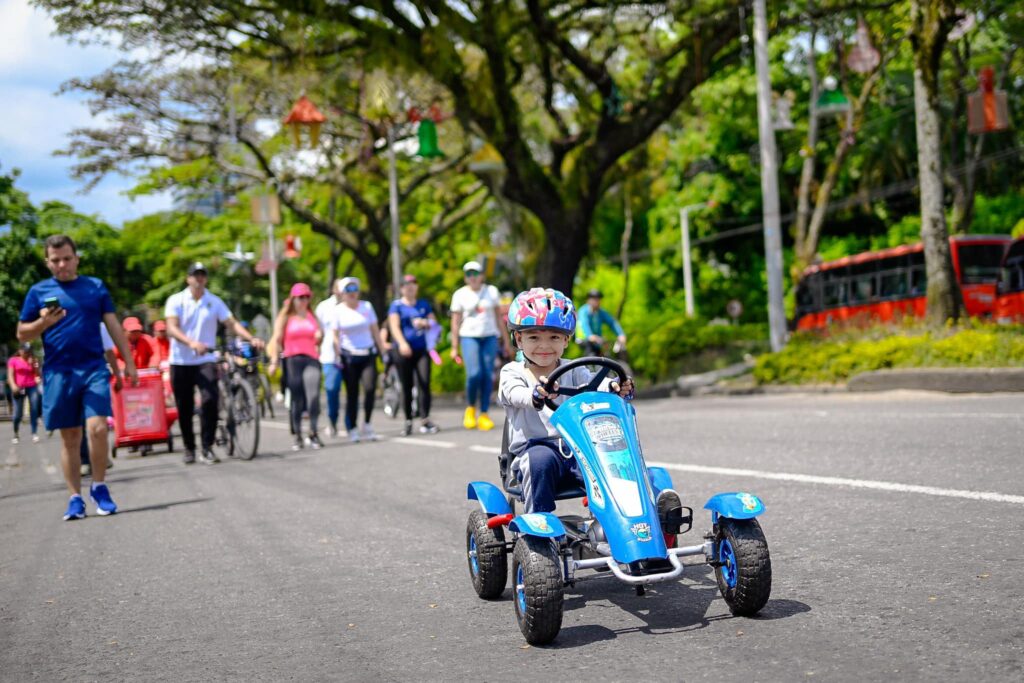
[
  {"xmin": 262, "ymin": 421, "xmax": 291, "ymax": 431},
  {"xmin": 470, "ymin": 445, "xmax": 501, "ymax": 454},
  {"xmin": 386, "ymin": 437, "xmax": 456, "ymax": 448},
  {"xmin": 648, "ymin": 461, "xmax": 1024, "ymax": 506}
]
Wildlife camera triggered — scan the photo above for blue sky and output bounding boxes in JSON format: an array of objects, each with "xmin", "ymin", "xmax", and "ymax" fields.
[{"xmin": 0, "ymin": 0, "xmax": 171, "ymax": 226}]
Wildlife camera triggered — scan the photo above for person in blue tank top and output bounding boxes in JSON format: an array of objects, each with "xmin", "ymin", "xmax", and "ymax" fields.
[
  {"xmin": 18, "ymin": 234, "xmax": 138, "ymax": 521},
  {"xmin": 387, "ymin": 274, "xmax": 439, "ymax": 436}
]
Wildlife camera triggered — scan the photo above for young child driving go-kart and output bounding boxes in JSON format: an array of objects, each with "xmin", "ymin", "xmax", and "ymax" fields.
[{"xmin": 498, "ymin": 288, "xmax": 634, "ymax": 514}]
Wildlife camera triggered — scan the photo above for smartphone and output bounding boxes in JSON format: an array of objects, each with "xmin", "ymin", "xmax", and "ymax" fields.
[{"xmin": 44, "ymin": 296, "xmax": 61, "ymax": 310}]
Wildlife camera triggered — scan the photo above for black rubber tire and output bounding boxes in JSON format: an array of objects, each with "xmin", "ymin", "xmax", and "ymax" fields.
[
  {"xmin": 229, "ymin": 378, "xmax": 260, "ymax": 460},
  {"xmin": 466, "ymin": 510, "xmax": 508, "ymax": 599},
  {"xmin": 714, "ymin": 518, "xmax": 772, "ymax": 616},
  {"xmin": 512, "ymin": 536, "xmax": 564, "ymax": 645}
]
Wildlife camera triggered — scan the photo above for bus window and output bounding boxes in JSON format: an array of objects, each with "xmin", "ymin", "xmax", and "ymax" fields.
[
  {"xmin": 879, "ymin": 271, "xmax": 908, "ymax": 299},
  {"xmin": 822, "ymin": 270, "xmax": 847, "ymax": 308},
  {"xmin": 797, "ymin": 273, "xmax": 821, "ymax": 314},
  {"xmin": 848, "ymin": 262, "xmax": 877, "ymax": 304},
  {"xmin": 957, "ymin": 244, "xmax": 1008, "ymax": 284},
  {"xmin": 1002, "ymin": 251, "xmax": 1024, "ymax": 293},
  {"xmin": 910, "ymin": 267, "xmax": 927, "ymax": 295}
]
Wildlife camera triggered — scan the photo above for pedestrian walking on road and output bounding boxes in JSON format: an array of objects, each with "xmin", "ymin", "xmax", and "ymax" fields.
[
  {"xmin": 330, "ymin": 277, "xmax": 384, "ymax": 443},
  {"xmin": 17, "ymin": 234, "xmax": 138, "ymax": 521},
  {"xmin": 268, "ymin": 283, "xmax": 324, "ymax": 451},
  {"xmin": 314, "ymin": 279, "xmax": 345, "ymax": 437},
  {"xmin": 388, "ymin": 274, "xmax": 440, "ymax": 437},
  {"xmin": 449, "ymin": 260, "xmax": 510, "ymax": 432},
  {"xmin": 151, "ymin": 319, "xmax": 170, "ymax": 364},
  {"xmin": 114, "ymin": 316, "xmax": 159, "ymax": 369},
  {"xmin": 7, "ymin": 343, "xmax": 42, "ymax": 444},
  {"xmin": 165, "ymin": 261, "xmax": 263, "ymax": 465}
]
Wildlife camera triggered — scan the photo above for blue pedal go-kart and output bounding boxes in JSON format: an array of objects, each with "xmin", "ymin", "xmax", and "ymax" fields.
[{"xmin": 466, "ymin": 357, "xmax": 772, "ymax": 645}]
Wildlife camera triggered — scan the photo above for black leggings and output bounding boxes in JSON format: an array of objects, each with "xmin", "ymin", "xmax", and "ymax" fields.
[
  {"xmin": 284, "ymin": 355, "xmax": 321, "ymax": 436},
  {"xmin": 341, "ymin": 353, "xmax": 378, "ymax": 431},
  {"xmin": 396, "ymin": 348, "xmax": 431, "ymax": 421},
  {"xmin": 171, "ymin": 363, "xmax": 219, "ymax": 451}
]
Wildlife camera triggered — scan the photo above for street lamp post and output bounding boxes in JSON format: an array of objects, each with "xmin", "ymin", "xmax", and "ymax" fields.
[
  {"xmin": 679, "ymin": 202, "xmax": 710, "ymax": 318},
  {"xmin": 387, "ymin": 125, "xmax": 402, "ymax": 299}
]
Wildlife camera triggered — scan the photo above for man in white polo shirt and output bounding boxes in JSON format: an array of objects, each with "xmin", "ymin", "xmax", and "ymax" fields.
[
  {"xmin": 314, "ymin": 279, "xmax": 344, "ymax": 437},
  {"xmin": 165, "ymin": 262, "xmax": 263, "ymax": 464}
]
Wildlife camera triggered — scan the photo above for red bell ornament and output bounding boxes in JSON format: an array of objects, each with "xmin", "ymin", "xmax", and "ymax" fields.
[
  {"xmin": 968, "ymin": 67, "xmax": 1010, "ymax": 134},
  {"xmin": 283, "ymin": 95, "xmax": 327, "ymax": 148}
]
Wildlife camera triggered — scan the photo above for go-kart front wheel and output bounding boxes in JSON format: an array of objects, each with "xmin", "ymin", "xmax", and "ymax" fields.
[
  {"xmin": 512, "ymin": 536, "xmax": 564, "ymax": 645},
  {"xmin": 466, "ymin": 510, "xmax": 508, "ymax": 599},
  {"xmin": 714, "ymin": 517, "xmax": 772, "ymax": 616}
]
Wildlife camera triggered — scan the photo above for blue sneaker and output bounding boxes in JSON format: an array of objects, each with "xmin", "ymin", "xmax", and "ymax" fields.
[
  {"xmin": 63, "ymin": 495, "xmax": 87, "ymax": 521},
  {"xmin": 90, "ymin": 483, "xmax": 118, "ymax": 516}
]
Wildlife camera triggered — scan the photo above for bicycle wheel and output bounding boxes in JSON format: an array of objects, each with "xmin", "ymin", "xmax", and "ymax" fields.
[
  {"xmin": 215, "ymin": 378, "xmax": 235, "ymax": 458},
  {"xmin": 229, "ymin": 377, "xmax": 260, "ymax": 460},
  {"xmin": 382, "ymin": 365, "xmax": 401, "ymax": 419}
]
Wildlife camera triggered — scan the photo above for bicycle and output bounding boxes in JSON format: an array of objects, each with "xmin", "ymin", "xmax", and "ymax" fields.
[
  {"xmin": 215, "ymin": 347, "xmax": 261, "ymax": 460},
  {"xmin": 229, "ymin": 345, "xmax": 275, "ymax": 419},
  {"xmin": 380, "ymin": 352, "xmax": 419, "ymax": 419}
]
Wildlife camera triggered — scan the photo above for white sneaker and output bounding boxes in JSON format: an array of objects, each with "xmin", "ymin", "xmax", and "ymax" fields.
[
  {"xmin": 11, "ymin": 436, "xmax": 19, "ymax": 445},
  {"xmin": 347, "ymin": 430, "xmax": 361, "ymax": 443},
  {"xmin": 360, "ymin": 424, "xmax": 380, "ymax": 441},
  {"xmin": 326, "ymin": 425, "xmax": 339, "ymax": 438},
  {"xmin": 32, "ymin": 434, "xmax": 40, "ymax": 443}
]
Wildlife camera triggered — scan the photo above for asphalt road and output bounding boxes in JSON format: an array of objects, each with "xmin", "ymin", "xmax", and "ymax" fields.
[{"xmin": 1, "ymin": 391, "xmax": 1022, "ymax": 682}]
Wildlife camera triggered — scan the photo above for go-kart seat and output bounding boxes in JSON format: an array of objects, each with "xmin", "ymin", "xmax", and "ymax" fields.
[{"xmin": 498, "ymin": 416, "xmax": 587, "ymax": 501}]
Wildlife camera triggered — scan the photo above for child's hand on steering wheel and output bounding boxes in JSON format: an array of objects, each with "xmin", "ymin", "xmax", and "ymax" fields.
[
  {"xmin": 609, "ymin": 377, "xmax": 635, "ymax": 400},
  {"xmin": 531, "ymin": 376, "xmax": 559, "ymax": 409}
]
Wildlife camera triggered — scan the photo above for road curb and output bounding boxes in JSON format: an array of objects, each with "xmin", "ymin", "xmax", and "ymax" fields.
[{"xmin": 847, "ymin": 367, "xmax": 1024, "ymax": 393}]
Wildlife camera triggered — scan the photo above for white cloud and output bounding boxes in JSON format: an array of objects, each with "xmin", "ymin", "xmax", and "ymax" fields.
[{"xmin": 0, "ymin": 0, "xmax": 171, "ymax": 225}]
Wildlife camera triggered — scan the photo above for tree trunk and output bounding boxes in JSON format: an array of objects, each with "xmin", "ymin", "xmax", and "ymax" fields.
[
  {"xmin": 534, "ymin": 211, "xmax": 590, "ymax": 294},
  {"xmin": 911, "ymin": 0, "xmax": 961, "ymax": 324},
  {"xmin": 792, "ymin": 30, "xmax": 819, "ymax": 283}
]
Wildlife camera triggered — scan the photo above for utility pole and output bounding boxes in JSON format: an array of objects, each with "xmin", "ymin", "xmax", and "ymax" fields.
[
  {"xmin": 679, "ymin": 203, "xmax": 710, "ymax": 318},
  {"xmin": 753, "ymin": 0, "xmax": 788, "ymax": 351},
  {"xmin": 387, "ymin": 125, "xmax": 403, "ymax": 299}
]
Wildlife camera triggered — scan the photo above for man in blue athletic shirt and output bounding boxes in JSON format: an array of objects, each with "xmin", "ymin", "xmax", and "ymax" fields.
[{"xmin": 18, "ymin": 234, "xmax": 138, "ymax": 521}]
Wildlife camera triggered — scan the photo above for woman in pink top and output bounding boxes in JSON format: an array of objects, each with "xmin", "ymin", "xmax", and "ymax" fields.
[
  {"xmin": 268, "ymin": 283, "xmax": 324, "ymax": 450},
  {"xmin": 7, "ymin": 343, "xmax": 42, "ymax": 444}
]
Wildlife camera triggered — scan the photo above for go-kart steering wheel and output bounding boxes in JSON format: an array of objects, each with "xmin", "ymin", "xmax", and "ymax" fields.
[{"xmin": 541, "ymin": 356, "xmax": 628, "ymax": 411}]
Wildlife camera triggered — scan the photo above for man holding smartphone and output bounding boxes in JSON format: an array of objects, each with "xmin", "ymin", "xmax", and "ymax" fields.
[{"xmin": 17, "ymin": 234, "xmax": 138, "ymax": 521}]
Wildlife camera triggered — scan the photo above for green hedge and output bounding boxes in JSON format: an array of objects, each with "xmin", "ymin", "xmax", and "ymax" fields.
[
  {"xmin": 754, "ymin": 323, "xmax": 1024, "ymax": 385},
  {"xmin": 627, "ymin": 313, "xmax": 768, "ymax": 381}
]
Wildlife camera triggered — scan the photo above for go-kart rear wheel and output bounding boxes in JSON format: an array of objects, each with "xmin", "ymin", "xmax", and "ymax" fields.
[
  {"xmin": 714, "ymin": 518, "xmax": 772, "ymax": 616},
  {"xmin": 466, "ymin": 510, "xmax": 507, "ymax": 599},
  {"xmin": 512, "ymin": 536, "xmax": 564, "ymax": 645}
]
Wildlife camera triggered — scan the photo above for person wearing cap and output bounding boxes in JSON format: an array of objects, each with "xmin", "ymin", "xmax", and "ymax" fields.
[
  {"xmin": 387, "ymin": 274, "xmax": 440, "ymax": 436},
  {"xmin": 449, "ymin": 260, "xmax": 510, "ymax": 432},
  {"xmin": 151, "ymin": 320, "xmax": 170, "ymax": 363},
  {"xmin": 314, "ymin": 279, "xmax": 346, "ymax": 437},
  {"xmin": 267, "ymin": 282, "xmax": 325, "ymax": 450},
  {"xmin": 17, "ymin": 234, "xmax": 138, "ymax": 520},
  {"xmin": 577, "ymin": 288, "xmax": 627, "ymax": 357},
  {"xmin": 328, "ymin": 276, "xmax": 384, "ymax": 443},
  {"xmin": 7, "ymin": 342, "xmax": 42, "ymax": 444},
  {"xmin": 165, "ymin": 261, "xmax": 263, "ymax": 465},
  {"xmin": 113, "ymin": 316, "xmax": 158, "ymax": 370}
]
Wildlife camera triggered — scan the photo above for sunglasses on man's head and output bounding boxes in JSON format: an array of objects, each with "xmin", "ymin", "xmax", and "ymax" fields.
[
  {"xmin": 343, "ymin": 284, "xmax": 360, "ymax": 293},
  {"xmin": 465, "ymin": 270, "xmax": 481, "ymax": 277}
]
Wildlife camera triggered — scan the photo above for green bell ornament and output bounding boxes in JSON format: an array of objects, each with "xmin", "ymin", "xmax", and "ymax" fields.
[{"xmin": 409, "ymin": 104, "xmax": 446, "ymax": 159}]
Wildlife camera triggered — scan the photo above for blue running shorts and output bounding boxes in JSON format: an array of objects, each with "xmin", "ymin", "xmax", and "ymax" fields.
[{"xmin": 42, "ymin": 365, "xmax": 112, "ymax": 431}]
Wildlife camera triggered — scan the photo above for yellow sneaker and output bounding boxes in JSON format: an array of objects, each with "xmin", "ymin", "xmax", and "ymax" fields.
[
  {"xmin": 463, "ymin": 406, "xmax": 477, "ymax": 430},
  {"xmin": 477, "ymin": 412, "xmax": 495, "ymax": 431}
]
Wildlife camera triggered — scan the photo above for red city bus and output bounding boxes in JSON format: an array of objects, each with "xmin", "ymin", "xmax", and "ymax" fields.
[
  {"xmin": 994, "ymin": 237, "xmax": 1024, "ymax": 324},
  {"xmin": 795, "ymin": 235, "xmax": 1013, "ymax": 331}
]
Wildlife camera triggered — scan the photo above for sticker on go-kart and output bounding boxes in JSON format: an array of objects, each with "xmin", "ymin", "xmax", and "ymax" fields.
[
  {"xmin": 522, "ymin": 514, "xmax": 552, "ymax": 533},
  {"xmin": 631, "ymin": 522, "xmax": 653, "ymax": 542},
  {"xmin": 738, "ymin": 492, "xmax": 759, "ymax": 511},
  {"xmin": 580, "ymin": 401, "xmax": 610, "ymax": 413}
]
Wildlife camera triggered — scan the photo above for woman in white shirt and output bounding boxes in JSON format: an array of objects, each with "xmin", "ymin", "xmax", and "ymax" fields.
[
  {"xmin": 332, "ymin": 277, "xmax": 384, "ymax": 442},
  {"xmin": 449, "ymin": 261, "xmax": 511, "ymax": 432}
]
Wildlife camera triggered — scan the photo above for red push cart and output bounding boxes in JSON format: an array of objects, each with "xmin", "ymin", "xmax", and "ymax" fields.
[{"xmin": 110, "ymin": 367, "xmax": 177, "ymax": 457}]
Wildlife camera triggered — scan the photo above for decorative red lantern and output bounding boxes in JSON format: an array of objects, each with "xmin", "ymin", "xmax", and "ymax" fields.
[
  {"xmin": 283, "ymin": 95, "xmax": 327, "ymax": 148},
  {"xmin": 968, "ymin": 67, "xmax": 1010, "ymax": 134},
  {"xmin": 283, "ymin": 234, "xmax": 302, "ymax": 259}
]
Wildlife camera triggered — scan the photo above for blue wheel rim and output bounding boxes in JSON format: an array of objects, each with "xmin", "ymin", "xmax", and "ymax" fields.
[
  {"xmin": 516, "ymin": 564, "xmax": 526, "ymax": 613},
  {"xmin": 469, "ymin": 535, "xmax": 479, "ymax": 576},
  {"xmin": 719, "ymin": 538, "xmax": 737, "ymax": 589}
]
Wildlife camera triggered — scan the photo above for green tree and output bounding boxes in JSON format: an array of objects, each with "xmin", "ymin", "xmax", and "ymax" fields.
[{"xmin": 0, "ymin": 170, "xmax": 47, "ymax": 346}]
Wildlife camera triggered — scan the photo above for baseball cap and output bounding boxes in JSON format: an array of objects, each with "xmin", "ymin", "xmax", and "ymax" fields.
[
  {"xmin": 462, "ymin": 260, "xmax": 483, "ymax": 274},
  {"xmin": 187, "ymin": 261, "xmax": 208, "ymax": 276},
  {"xmin": 587, "ymin": 288, "xmax": 603, "ymax": 298},
  {"xmin": 153, "ymin": 320, "xmax": 167, "ymax": 331},
  {"xmin": 19, "ymin": 342, "xmax": 32, "ymax": 352},
  {"xmin": 122, "ymin": 316, "xmax": 143, "ymax": 332},
  {"xmin": 402, "ymin": 274, "xmax": 418, "ymax": 284},
  {"xmin": 290, "ymin": 282, "xmax": 313, "ymax": 297},
  {"xmin": 338, "ymin": 276, "xmax": 361, "ymax": 292}
]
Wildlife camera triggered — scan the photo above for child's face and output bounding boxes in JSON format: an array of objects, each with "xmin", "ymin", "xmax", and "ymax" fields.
[{"xmin": 517, "ymin": 330, "xmax": 570, "ymax": 365}]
